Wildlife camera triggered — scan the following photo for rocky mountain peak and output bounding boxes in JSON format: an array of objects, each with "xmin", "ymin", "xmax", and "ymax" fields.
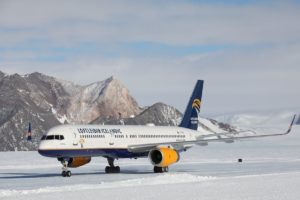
[
  {"xmin": 28, "ymin": 71, "xmax": 44, "ymax": 78},
  {"xmin": 67, "ymin": 76, "xmax": 141, "ymax": 123},
  {"xmin": 106, "ymin": 75, "xmax": 115, "ymax": 82},
  {"xmin": 135, "ymin": 102, "xmax": 182, "ymax": 126},
  {"xmin": 92, "ymin": 102, "xmax": 182, "ymax": 126}
]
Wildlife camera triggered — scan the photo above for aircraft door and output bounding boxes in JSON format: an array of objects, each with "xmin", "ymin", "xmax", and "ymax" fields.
[
  {"xmin": 73, "ymin": 132, "xmax": 79, "ymax": 146},
  {"xmin": 109, "ymin": 132, "xmax": 115, "ymax": 146}
]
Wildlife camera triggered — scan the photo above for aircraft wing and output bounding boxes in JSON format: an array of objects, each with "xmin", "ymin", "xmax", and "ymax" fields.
[{"xmin": 128, "ymin": 115, "xmax": 296, "ymax": 153}]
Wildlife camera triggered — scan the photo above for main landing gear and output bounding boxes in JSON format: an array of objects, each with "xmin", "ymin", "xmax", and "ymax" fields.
[
  {"xmin": 154, "ymin": 166, "xmax": 169, "ymax": 173},
  {"xmin": 105, "ymin": 157, "xmax": 120, "ymax": 173},
  {"xmin": 60, "ymin": 159, "xmax": 72, "ymax": 177}
]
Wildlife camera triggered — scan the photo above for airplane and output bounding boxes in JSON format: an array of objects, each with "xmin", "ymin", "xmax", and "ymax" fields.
[{"xmin": 37, "ymin": 80, "xmax": 296, "ymax": 177}]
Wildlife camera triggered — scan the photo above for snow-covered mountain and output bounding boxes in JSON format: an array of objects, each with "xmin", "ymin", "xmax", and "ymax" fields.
[
  {"xmin": 65, "ymin": 76, "xmax": 141, "ymax": 123},
  {"xmin": 91, "ymin": 102, "xmax": 182, "ymax": 126}
]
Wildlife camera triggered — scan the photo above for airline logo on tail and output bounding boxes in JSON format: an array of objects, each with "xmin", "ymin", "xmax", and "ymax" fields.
[
  {"xmin": 192, "ymin": 98, "xmax": 201, "ymax": 112},
  {"xmin": 190, "ymin": 98, "xmax": 201, "ymax": 125}
]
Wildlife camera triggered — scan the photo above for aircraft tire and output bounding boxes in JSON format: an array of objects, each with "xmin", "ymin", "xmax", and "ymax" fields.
[
  {"xmin": 62, "ymin": 171, "xmax": 66, "ymax": 177},
  {"xmin": 163, "ymin": 167, "xmax": 169, "ymax": 172},
  {"xmin": 154, "ymin": 166, "xmax": 163, "ymax": 173},
  {"xmin": 115, "ymin": 166, "xmax": 120, "ymax": 173},
  {"xmin": 105, "ymin": 166, "xmax": 120, "ymax": 173},
  {"xmin": 66, "ymin": 171, "xmax": 72, "ymax": 177},
  {"xmin": 62, "ymin": 170, "xmax": 71, "ymax": 177}
]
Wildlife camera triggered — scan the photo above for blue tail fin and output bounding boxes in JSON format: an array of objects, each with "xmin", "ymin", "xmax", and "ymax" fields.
[
  {"xmin": 27, "ymin": 122, "xmax": 32, "ymax": 141},
  {"xmin": 179, "ymin": 80, "xmax": 204, "ymax": 130}
]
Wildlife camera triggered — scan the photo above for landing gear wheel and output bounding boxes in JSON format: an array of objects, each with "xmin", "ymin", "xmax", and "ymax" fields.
[
  {"xmin": 105, "ymin": 166, "xmax": 120, "ymax": 173},
  {"xmin": 61, "ymin": 170, "xmax": 71, "ymax": 177},
  {"xmin": 66, "ymin": 170, "xmax": 72, "ymax": 177},
  {"xmin": 60, "ymin": 158, "xmax": 72, "ymax": 177},
  {"xmin": 62, "ymin": 171, "xmax": 67, "ymax": 177},
  {"xmin": 105, "ymin": 157, "xmax": 120, "ymax": 173},
  {"xmin": 116, "ymin": 166, "xmax": 120, "ymax": 173},
  {"xmin": 154, "ymin": 166, "xmax": 163, "ymax": 173},
  {"xmin": 163, "ymin": 167, "xmax": 169, "ymax": 172},
  {"xmin": 105, "ymin": 166, "xmax": 110, "ymax": 173},
  {"xmin": 154, "ymin": 166, "xmax": 169, "ymax": 173}
]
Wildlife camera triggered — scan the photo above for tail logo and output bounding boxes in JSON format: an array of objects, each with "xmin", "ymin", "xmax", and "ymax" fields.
[{"xmin": 192, "ymin": 99, "xmax": 201, "ymax": 112}]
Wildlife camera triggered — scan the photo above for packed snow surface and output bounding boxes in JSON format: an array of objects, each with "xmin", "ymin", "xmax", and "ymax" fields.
[{"xmin": 0, "ymin": 125, "xmax": 299, "ymax": 200}]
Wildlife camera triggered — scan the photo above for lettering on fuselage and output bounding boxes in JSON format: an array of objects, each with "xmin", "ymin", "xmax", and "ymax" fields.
[{"xmin": 77, "ymin": 128, "xmax": 122, "ymax": 134}]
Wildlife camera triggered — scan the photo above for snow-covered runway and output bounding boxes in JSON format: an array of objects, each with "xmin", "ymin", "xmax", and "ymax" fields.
[{"xmin": 1, "ymin": 126, "xmax": 299, "ymax": 200}]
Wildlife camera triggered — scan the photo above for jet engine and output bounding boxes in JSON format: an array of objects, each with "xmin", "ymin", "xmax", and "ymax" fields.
[
  {"xmin": 67, "ymin": 157, "xmax": 91, "ymax": 168},
  {"xmin": 149, "ymin": 147, "xmax": 179, "ymax": 167}
]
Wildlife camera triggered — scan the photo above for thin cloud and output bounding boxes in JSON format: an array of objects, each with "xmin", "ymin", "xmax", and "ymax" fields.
[
  {"xmin": 0, "ymin": 0, "xmax": 299, "ymax": 114},
  {"xmin": 1, "ymin": 1, "xmax": 300, "ymax": 45}
]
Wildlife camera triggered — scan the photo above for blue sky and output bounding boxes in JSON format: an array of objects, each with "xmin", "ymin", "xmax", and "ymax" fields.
[{"xmin": 0, "ymin": 0, "xmax": 299, "ymax": 115}]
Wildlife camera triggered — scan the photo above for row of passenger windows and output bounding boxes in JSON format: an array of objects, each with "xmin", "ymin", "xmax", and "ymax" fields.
[
  {"xmin": 41, "ymin": 134, "xmax": 186, "ymax": 141},
  {"xmin": 41, "ymin": 135, "xmax": 65, "ymax": 140},
  {"xmin": 75, "ymin": 134, "xmax": 186, "ymax": 139},
  {"xmin": 138, "ymin": 134, "xmax": 185, "ymax": 139},
  {"xmin": 114, "ymin": 134, "xmax": 186, "ymax": 139},
  {"xmin": 80, "ymin": 135, "xmax": 105, "ymax": 139}
]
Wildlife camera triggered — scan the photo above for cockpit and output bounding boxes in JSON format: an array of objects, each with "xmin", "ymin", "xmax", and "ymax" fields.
[{"xmin": 41, "ymin": 135, "xmax": 65, "ymax": 140}]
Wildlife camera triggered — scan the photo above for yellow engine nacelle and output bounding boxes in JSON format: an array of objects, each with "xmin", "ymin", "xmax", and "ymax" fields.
[
  {"xmin": 68, "ymin": 157, "xmax": 91, "ymax": 168},
  {"xmin": 149, "ymin": 147, "xmax": 180, "ymax": 167}
]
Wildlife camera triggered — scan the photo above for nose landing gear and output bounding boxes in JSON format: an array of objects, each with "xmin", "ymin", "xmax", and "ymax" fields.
[
  {"xmin": 60, "ymin": 159, "xmax": 72, "ymax": 177},
  {"xmin": 105, "ymin": 157, "xmax": 120, "ymax": 173},
  {"xmin": 62, "ymin": 170, "xmax": 72, "ymax": 177}
]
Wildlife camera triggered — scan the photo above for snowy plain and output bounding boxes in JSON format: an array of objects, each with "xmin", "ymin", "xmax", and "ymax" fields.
[{"xmin": 0, "ymin": 120, "xmax": 299, "ymax": 200}]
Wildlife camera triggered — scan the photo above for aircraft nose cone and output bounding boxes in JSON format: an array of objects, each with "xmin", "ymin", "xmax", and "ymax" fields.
[{"xmin": 38, "ymin": 142, "xmax": 49, "ymax": 156}]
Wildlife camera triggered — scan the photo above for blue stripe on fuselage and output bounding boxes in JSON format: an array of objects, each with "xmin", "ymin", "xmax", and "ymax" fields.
[{"xmin": 38, "ymin": 148, "xmax": 148, "ymax": 158}]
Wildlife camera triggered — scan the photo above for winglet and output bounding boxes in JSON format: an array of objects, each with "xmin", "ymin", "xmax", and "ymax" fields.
[{"xmin": 286, "ymin": 114, "xmax": 296, "ymax": 134}]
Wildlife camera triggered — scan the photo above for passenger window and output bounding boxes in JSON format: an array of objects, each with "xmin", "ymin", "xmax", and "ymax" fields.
[{"xmin": 55, "ymin": 135, "xmax": 60, "ymax": 140}]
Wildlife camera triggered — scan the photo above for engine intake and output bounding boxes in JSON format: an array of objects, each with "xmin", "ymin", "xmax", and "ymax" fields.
[
  {"xmin": 68, "ymin": 157, "xmax": 91, "ymax": 168},
  {"xmin": 149, "ymin": 147, "xmax": 179, "ymax": 167}
]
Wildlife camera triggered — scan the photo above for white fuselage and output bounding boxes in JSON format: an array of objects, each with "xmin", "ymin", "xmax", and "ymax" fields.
[{"xmin": 38, "ymin": 125, "xmax": 199, "ymax": 159}]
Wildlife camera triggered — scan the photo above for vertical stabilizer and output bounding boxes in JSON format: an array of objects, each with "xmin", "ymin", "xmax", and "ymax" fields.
[{"xmin": 179, "ymin": 80, "xmax": 204, "ymax": 130}]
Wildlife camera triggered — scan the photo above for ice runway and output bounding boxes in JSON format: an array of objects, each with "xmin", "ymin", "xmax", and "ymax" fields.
[{"xmin": 1, "ymin": 126, "xmax": 299, "ymax": 200}]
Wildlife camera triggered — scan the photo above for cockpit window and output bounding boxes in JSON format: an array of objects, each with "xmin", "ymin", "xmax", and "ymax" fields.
[
  {"xmin": 46, "ymin": 135, "xmax": 55, "ymax": 140},
  {"xmin": 41, "ymin": 135, "xmax": 65, "ymax": 140},
  {"xmin": 56, "ymin": 135, "xmax": 65, "ymax": 140}
]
